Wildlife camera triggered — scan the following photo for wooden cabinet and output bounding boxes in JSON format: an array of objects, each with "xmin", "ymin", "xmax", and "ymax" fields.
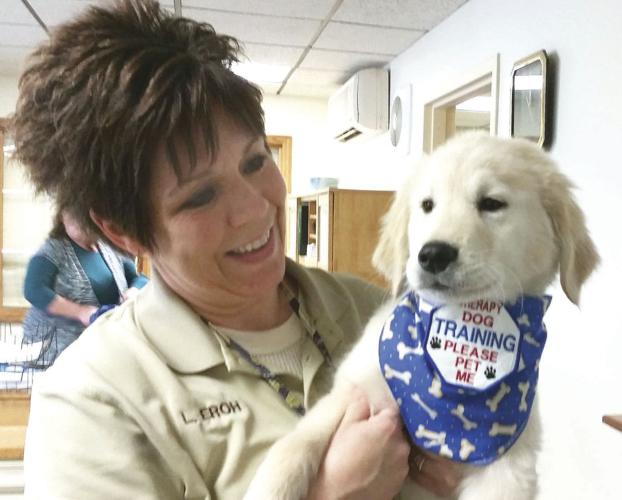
[
  {"xmin": 286, "ymin": 188, "xmax": 393, "ymax": 287},
  {"xmin": 0, "ymin": 391, "xmax": 29, "ymax": 460}
]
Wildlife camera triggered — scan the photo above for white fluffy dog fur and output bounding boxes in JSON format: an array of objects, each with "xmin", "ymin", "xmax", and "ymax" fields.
[{"xmin": 245, "ymin": 133, "xmax": 599, "ymax": 500}]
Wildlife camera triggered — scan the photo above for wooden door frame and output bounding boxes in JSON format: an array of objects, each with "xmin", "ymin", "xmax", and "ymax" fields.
[
  {"xmin": 423, "ymin": 55, "xmax": 499, "ymax": 153},
  {"xmin": 267, "ymin": 135, "xmax": 292, "ymax": 193}
]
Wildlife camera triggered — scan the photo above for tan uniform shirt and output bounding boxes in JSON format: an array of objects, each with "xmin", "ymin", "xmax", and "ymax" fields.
[{"xmin": 24, "ymin": 260, "xmax": 387, "ymax": 499}]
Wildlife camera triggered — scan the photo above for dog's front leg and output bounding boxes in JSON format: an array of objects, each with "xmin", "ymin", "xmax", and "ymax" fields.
[
  {"xmin": 243, "ymin": 384, "xmax": 352, "ymax": 500},
  {"xmin": 456, "ymin": 412, "xmax": 540, "ymax": 500}
]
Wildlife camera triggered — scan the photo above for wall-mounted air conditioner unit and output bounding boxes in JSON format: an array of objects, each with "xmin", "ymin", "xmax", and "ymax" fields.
[{"xmin": 327, "ymin": 68, "xmax": 389, "ymax": 142}]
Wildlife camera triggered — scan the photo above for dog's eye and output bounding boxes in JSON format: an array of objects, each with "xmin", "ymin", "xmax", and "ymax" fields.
[
  {"xmin": 421, "ymin": 198, "xmax": 434, "ymax": 213},
  {"xmin": 478, "ymin": 197, "xmax": 508, "ymax": 212}
]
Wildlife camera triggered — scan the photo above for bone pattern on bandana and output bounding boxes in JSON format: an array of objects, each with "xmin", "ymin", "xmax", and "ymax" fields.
[{"xmin": 378, "ymin": 292, "xmax": 550, "ymax": 465}]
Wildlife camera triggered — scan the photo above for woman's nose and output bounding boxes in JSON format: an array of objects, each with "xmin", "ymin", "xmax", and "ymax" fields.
[{"xmin": 227, "ymin": 180, "xmax": 269, "ymax": 228}]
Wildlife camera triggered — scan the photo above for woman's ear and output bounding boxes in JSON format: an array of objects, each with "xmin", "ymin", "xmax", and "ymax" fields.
[{"xmin": 89, "ymin": 210, "xmax": 146, "ymax": 257}]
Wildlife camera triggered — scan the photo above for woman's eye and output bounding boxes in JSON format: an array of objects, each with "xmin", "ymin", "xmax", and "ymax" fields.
[
  {"xmin": 421, "ymin": 198, "xmax": 434, "ymax": 213},
  {"xmin": 478, "ymin": 197, "xmax": 508, "ymax": 212},
  {"xmin": 181, "ymin": 187, "xmax": 216, "ymax": 210},
  {"xmin": 243, "ymin": 154, "xmax": 267, "ymax": 174}
]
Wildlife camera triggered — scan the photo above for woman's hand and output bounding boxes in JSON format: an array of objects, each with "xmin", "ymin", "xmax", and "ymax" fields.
[
  {"xmin": 77, "ymin": 304, "xmax": 98, "ymax": 326},
  {"xmin": 409, "ymin": 447, "xmax": 463, "ymax": 497},
  {"xmin": 307, "ymin": 395, "xmax": 410, "ymax": 500},
  {"xmin": 46, "ymin": 295, "xmax": 98, "ymax": 327}
]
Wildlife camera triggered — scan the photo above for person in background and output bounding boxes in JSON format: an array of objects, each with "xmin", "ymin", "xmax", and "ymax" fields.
[
  {"xmin": 13, "ymin": 1, "xmax": 461, "ymax": 498},
  {"xmin": 22, "ymin": 207, "xmax": 148, "ymax": 367}
]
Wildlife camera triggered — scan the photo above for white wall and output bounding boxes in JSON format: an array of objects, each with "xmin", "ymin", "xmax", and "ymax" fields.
[
  {"xmin": 0, "ymin": 76, "xmax": 18, "ymax": 118},
  {"xmin": 262, "ymin": 94, "xmax": 403, "ymax": 194},
  {"xmin": 375, "ymin": 0, "xmax": 622, "ymax": 498}
]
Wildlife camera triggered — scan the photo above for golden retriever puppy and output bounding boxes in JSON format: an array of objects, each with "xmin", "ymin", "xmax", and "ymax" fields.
[{"xmin": 245, "ymin": 133, "xmax": 599, "ymax": 500}]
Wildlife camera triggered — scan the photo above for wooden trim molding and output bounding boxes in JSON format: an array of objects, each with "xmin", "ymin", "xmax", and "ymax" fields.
[
  {"xmin": 267, "ymin": 135, "xmax": 292, "ymax": 193},
  {"xmin": 0, "ymin": 307, "xmax": 27, "ymax": 322},
  {"xmin": 422, "ymin": 55, "xmax": 499, "ymax": 153}
]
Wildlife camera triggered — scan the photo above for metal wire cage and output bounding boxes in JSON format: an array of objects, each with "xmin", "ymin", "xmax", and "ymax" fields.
[{"xmin": 0, "ymin": 322, "xmax": 49, "ymax": 393}]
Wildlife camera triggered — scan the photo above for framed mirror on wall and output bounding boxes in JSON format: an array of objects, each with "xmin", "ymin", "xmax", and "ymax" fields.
[{"xmin": 510, "ymin": 50, "xmax": 548, "ymax": 147}]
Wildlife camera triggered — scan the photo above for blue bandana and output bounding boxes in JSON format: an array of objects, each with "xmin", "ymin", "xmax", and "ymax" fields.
[{"xmin": 378, "ymin": 292, "xmax": 551, "ymax": 465}]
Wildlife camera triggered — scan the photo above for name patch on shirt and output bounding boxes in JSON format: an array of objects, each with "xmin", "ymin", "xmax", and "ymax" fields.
[{"xmin": 182, "ymin": 400, "xmax": 244, "ymax": 424}]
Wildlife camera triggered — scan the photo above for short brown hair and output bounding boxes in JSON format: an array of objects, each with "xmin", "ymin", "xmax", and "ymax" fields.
[{"xmin": 13, "ymin": 0, "xmax": 265, "ymax": 249}]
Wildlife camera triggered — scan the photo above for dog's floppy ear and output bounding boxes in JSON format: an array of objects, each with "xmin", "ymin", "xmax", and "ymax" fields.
[
  {"xmin": 541, "ymin": 171, "xmax": 599, "ymax": 305},
  {"xmin": 372, "ymin": 175, "xmax": 413, "ymax": 296}
]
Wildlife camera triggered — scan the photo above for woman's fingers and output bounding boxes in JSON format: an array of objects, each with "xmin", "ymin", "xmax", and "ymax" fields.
[
  {"xmin": 409, "ymin": 447, "xmax": 463, "ymax": 497},
  {"xmin": 340, "ymin": 394, "xmax": 371, "ymax": 424}
]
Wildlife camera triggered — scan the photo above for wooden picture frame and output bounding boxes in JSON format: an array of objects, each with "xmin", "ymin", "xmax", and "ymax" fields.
[{"xmin": 510, "ymin": 50, "xmax": 548, "ymax": 147}]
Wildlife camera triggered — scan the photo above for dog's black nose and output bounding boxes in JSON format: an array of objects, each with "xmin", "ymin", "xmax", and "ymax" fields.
[{"xmin": 418, "ymin": 242, "xmax": 459, "ymax": 274}]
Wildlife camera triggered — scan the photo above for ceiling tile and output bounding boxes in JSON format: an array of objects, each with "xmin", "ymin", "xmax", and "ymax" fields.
[
  {"xmin": 2, "ymin": 0, "xmax": 41, "ymax": 25},
  {"xmin": 0, "ymin": 0, "xmax": 472, "ymax": 97},
  {"xmin": 288, "ymin": 68, "xmax": 350, "ymax": 86},
  {"xmin": 334, "ymin": 0, "xmax": 468, "ymax": 30},
  {"xmin": 180, "ymin": 0, "xmax": 335, "ymax": 20},
  {"xmin": 314, "ymin": 21, "xmax": 423, "ymax": 55},
  {"xmin": 241, "ymin": 43, "xmax": 305, "ymax": 67},
  {"xmin": 0, "ymin": 24, "xmax": 48, "ymax": 48},
  {"xmin": 300, "ymin": 48, "xmax": 392, "ymax": 73},
  {"xmin": 184, "ymin": 9, "xmax": 320, "ymax": 46},
  {"xmin": 27, "ymin": 0, "xmax": 106, "ymax": 27},
  {"xmin": 279, "ymin": 81, "xmax": 338, "ymax": 98}
]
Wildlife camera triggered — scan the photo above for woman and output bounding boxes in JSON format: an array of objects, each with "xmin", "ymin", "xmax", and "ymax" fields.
[
  {"xmin": 22, "ymin": 208, "xmax": 148, "ymax": 367},
  {"xmin": 13, "ymin": 1, "xmax": 460, "ymax": 498}
]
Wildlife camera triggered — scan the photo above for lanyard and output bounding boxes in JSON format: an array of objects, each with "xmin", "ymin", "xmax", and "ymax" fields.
[{"xmin": 209, "ymin": 283, "xmax": 333, "ymax": 416}]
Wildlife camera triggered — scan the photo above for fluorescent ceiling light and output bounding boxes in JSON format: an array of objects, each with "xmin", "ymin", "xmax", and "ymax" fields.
[
  {"xmin": 231, "ymin": 62, "xmax": 290, "ymax": 84},
  {"xmin": 456, "ymin": 95, "xmax": 491, "ymax": 113}
]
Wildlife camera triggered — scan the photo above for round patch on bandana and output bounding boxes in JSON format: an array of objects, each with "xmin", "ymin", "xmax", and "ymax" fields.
[{"xmin": 425, "ymin": 301, "xmax": 521, "ymax": 391}]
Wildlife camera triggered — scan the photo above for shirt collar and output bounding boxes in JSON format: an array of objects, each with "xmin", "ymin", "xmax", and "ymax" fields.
[
  {"xmin": 134, "ymin": 271, "xmax": 227, "ymax": 373},
  {"xmin": 134, "ymin": 259, "xmax": 347, "ymax": 374}
]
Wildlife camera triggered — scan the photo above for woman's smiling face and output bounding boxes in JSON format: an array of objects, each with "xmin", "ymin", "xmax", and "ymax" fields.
[{"xmin": 147, "ymin": 113, "xmax": 287, "ymax": 315}]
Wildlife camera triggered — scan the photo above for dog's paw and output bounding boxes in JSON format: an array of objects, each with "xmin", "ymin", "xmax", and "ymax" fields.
[
  {"xmin": 430, "ymin": 336, "xmax": 442, "ymax": 349},
  {"xmin": 484, "ymin": 365, "xmax": 496, "ymax": 379}
]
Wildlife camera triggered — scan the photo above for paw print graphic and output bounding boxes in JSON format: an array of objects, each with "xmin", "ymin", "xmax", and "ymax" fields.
[
  {"xmin": 484, "ymin": 365, "xmax": 496, "ymax": 379},
  {"xmin": 430, "ymin": 337, "xmax": 442, "ymax": 349}
]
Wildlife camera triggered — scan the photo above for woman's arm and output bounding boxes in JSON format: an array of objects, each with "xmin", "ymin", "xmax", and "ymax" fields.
[
  {"xmin": 46, "ymin": 295, "xmax": 98, "ymax": 326},
  {"xmin": 24, "ymin": 255, "xmax": 96, "ymax": 326}
]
